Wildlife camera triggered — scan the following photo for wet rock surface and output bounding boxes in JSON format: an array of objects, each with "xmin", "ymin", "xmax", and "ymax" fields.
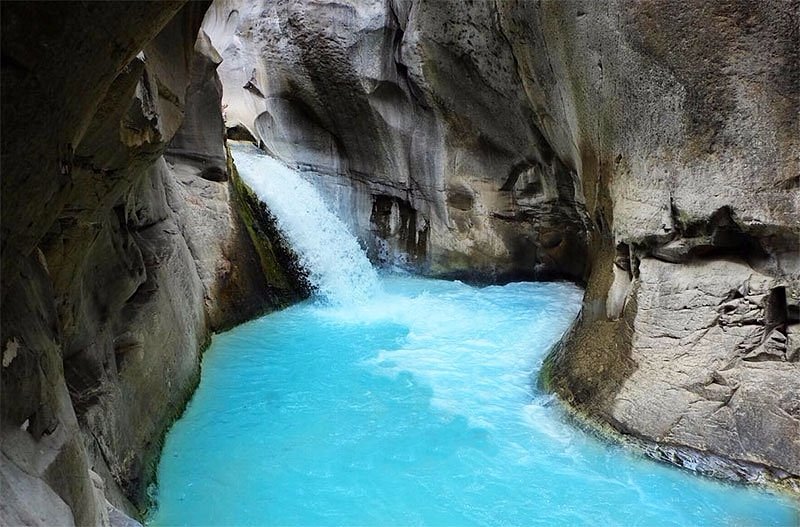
[{"xmin": 1, "ymin": 2, "xmax": 300, "ymax": 523}]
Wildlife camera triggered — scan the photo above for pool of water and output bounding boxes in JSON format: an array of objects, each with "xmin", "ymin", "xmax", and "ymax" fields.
[{"xmin": 149, "ymin": 274, "xmax": 797, "ymax": 526}]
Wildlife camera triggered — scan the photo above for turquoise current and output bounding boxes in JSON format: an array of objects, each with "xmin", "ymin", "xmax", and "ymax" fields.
[{"xmin": 148, "ymin": 144, "xmax": 797, "ymax": 526}]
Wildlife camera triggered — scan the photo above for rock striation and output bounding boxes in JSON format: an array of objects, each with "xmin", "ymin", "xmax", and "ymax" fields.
[
  {"xmin": 1, "ymin": 2, "xmax": 302, "ymax": 524},
  {"xmin": 207, "ymin": 0, "xmax": 799, "ymax": 486},
  {"xmin": 203, "ymin": 0, "xmax": 589, "ymax": 282}
]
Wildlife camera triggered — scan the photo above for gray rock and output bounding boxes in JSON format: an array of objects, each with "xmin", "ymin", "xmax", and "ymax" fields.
[
  {"xmin": 1, "ymin": 1, "xmax": 297, "ymax": 522},
  {"xmin": 2, "ymin": 2, "xmax": 798, "ymax": 524},
  {"xmin": 522, "ymin": 0, "xmax": 799, "ymax": 484},
  {"xmin": 166, "ymin": 30, "xmax": 228, "ymax": 181},
  {"xmin": 1, "ymin": 450, "xmax": 75, "ymax": 526},
  {"xmin": 611, "ymin": 258, "xmax": 799, "ymax": 476},
  {"xmin": 205, "ymin": 0, "xmax": 589, "ymax": 281}
]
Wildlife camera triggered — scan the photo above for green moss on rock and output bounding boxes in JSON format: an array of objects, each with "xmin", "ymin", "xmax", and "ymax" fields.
[{"xmin": 227, "ymin": 145, "xmax": 311, "ymax": 302}]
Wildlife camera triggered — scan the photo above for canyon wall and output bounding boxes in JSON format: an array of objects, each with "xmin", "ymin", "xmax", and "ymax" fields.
[
  {"xmin": 207, "ymin": 0, "xmax": 799, "ymax": 484},
  {"xmin": 1, "ymin": 1, "xmax": 797, "ymax": 524},
  {"xmin": 203, "ymin": 0, "xmax": 589, "ymax": 281},
  {"xmin": 517, "ymin": 0, "xmax": 800, "ymax": 484},
  {"xmin": 1, "ymin": 3, "xmax": 300, "ymax": 524}
]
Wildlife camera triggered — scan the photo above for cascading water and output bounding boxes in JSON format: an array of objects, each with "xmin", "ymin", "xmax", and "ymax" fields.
[
  {"xmin": 229, "ymin": 141, "xmax": 379, "ymax": 304},
  {"xmin": 149, "ymin": 145, "xmax": 797, "ymax": 526}
]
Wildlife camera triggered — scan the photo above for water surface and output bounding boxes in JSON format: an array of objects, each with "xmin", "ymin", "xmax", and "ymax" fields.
[{"xmin": 150, "ymin": 275, "xmax": 797, "ymax": 526}]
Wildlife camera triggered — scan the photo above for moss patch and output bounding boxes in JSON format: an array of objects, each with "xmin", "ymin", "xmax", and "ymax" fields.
[{"xmin": 227, "ymin": 145, "xmax": 311, "ymax": 301}]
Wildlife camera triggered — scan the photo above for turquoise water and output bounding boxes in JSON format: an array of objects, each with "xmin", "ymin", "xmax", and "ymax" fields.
[{"xmin": 150, "ymin": 275, "xmax": 797, "ymax": 526}]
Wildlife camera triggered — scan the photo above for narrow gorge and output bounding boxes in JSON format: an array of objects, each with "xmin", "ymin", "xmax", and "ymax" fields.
[{"xmin": 1, "ymin": 1, "xmax": 798, "ymax": 526}]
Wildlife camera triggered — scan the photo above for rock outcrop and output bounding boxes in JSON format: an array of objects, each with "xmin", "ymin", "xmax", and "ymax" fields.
[
  {"xmin": 1, "ymin": 2, "xmax": 301, "ymax": 524},
  {"xmin": 203, "ymin": 0, "xmax": 589, "ymax": 281},
  {"xmin": 516, "ymin": 0, "xmax": 800, "ymax": 485},
  {"xmin": 207, "ymin": 0, "xmax": 799, "ymax": 486}
]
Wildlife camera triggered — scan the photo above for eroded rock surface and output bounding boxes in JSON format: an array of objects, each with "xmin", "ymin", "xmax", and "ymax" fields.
[
  {"xmin": 514, "ymin": 0, "xmax": 799, "ymax": 484},
  {"xmin": 615, "ymin": 259, "xmax": 799, "ymax": 475},
  {"xmin": 1, "ymin": 2, "xmax": 301, "ymax": 524},
  {"xmin": 508, "ymin": 0, "xmax": 799, "ymax": 484},
  {"xmin": 204, "ymin": 0, "xmax": 589, "ymax": 281},
  {"xmin": 2, "ymin": 1, "xmax": 798, "ymax": 524}
]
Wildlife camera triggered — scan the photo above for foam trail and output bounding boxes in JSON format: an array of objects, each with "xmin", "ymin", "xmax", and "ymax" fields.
[{"xmin": 229, "ymin": 142, "xmax": 379, "ymax": 304}]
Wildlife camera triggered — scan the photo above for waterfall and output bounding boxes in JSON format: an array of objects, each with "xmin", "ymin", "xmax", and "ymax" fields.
[{"xmin": 229, "ymin": 141, "xmax": 380, "ymax": 304}]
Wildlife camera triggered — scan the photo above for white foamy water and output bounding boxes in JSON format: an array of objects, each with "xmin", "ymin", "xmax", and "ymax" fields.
[{"xmin": 229, "ymin": 142, "xmax": 380, "ymax": 304}]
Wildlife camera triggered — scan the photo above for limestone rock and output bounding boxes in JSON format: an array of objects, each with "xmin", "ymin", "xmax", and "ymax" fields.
[
  {"xmin": 166, "ymin": 30, "xmax": 228, "ymax": 181},
  {"xmin": 523, "ymin": 0, "xmax": 799, "ymax": 482},
  {"xmin": 611, "ymin": 258, "xmax": 799, "ymax": 475},
  {"xmin": 2, "ymin": 2, "xmax": 798, "ymax": 523},
  {"xmin": 1, "ymin": 1, "xmax": 297, "ymax": 522},
  {"xmin": 205, "ymin": 0, "xmax": 589, "ymax": 281}
]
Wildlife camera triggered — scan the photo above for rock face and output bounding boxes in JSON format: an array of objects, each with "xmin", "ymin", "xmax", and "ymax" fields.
[
  {"xmin": 208, "ymin": 0, "xmax": 799, "ymax": 484},
  {"xmin": 613, "ymin": 259, "xmax": 798, "ymax": 473},
  {"xmin": 203, "ymin": 0, "xmax": 589, "ymax": 281},
  {"xmin": 1, "ymin": 3, "xmax": 301, "ymax": 524},
  {"xmin": 516, "ymin": 0, "xmax": 800, "ymax": 484}
]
